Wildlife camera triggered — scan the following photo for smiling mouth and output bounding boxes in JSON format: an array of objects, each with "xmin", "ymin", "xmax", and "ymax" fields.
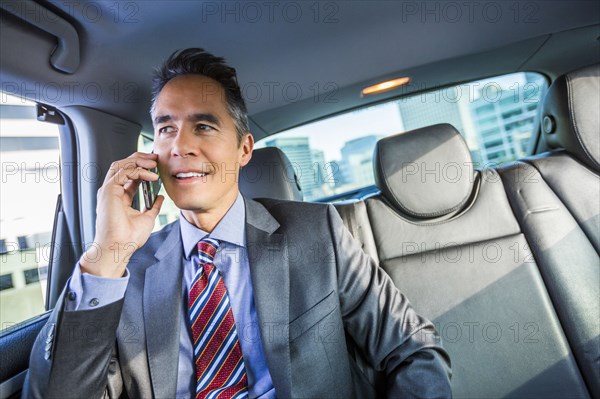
[{"xmin": 174, "ymin": 172, "xmax": 209, "ymax": 180}]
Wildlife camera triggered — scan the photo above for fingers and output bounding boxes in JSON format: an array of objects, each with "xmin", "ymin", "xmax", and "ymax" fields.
[
  {"xmin": 104, "ymin": 152, "xmax": 158, "ymax": 185},
  {"xmin": 111, "ymin": 164, "xmax": 159, "ymax": 188},
  {"xmin": 123, "ymin": 179, "xmax": 141, "ymax": 201}
]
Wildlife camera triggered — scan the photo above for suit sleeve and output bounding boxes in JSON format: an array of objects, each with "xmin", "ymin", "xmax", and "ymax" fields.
[
  {"xmin": 327, "ymin": 205, "xmax": 452, "ymax": 398},
  {"xmin": 24, "ymin": 275, "xmax": 126, "ymax": 399}
]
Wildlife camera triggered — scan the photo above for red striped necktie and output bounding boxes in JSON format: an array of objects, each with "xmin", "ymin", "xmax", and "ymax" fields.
[{"xmin": 189, "ymin": 238, "xmax": 248, "ymax": 399}]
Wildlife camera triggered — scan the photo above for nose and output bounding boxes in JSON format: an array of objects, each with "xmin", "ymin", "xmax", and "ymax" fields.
[{"xmin": 171, "ymin": 129, "xmax": 197, "ymax": 158}]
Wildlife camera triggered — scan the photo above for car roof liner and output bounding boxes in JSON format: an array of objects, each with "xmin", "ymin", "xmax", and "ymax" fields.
[{"xmin": 0, "ymin": 0, "xmax": 80, "ymax": 73}]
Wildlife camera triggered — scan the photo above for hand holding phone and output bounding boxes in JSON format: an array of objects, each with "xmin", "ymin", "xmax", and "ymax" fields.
[{"xmin": 81, "ymin": 152, "xmax": 164, "ymax": 278}]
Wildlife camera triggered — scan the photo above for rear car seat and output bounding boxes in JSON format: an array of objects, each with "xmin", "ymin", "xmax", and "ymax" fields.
[
  {"xmin": 498, "ymin": 64, "xmax": 600, "ymax": 397},
  {"xmin": 239, "ymin": 147, "xmax": 303, "ymax": 201},
  {"xmin": 343, "ymin": 123, "xmax": 589, "ymax": 397}
]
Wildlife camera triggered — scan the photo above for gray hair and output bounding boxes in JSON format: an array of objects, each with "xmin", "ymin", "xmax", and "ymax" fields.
[{"xmin": 151, "ymin": 48, "xmax": 249, "ymax": 144}]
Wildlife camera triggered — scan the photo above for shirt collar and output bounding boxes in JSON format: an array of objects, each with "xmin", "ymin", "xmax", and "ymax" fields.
[{"xmin": 179, "ymin": 192, "xmax": 246, "ymax": 260}]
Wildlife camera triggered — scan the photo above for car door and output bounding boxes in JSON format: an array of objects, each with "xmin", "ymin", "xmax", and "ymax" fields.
[{"xmin": 0, "ymin": 98, "xmax": 82, "ymax": 399}]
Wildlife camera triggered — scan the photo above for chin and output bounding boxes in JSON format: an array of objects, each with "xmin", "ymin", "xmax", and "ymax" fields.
[
  {"xmin": 166, "ymin": 183, "xmax": 238, "ymax": 213},
  {"xmin": 171, "ymin": 196, "xmax": 210, "ymax": 212},
  {"xmin": 163, "ymin": 188, "xmax": 202, "ymax": 211}
]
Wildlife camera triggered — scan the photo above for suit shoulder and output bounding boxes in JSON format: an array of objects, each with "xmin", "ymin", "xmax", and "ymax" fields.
[
  {"xmin": 254, "ymin": 198, "xmax": 331, "ymax": 214},
  {"xmin": 253, "ymin": 198, "xmax": 335, "ymax": 231}
]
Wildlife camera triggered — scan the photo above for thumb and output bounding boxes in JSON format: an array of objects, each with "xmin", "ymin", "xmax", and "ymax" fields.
[{"xmin": 144, "ymin": 195, "xmax": 165, "ymax": 219}]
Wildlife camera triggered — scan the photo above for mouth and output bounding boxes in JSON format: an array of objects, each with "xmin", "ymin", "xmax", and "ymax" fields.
[
  {"xmin": 169, "ymin": 164, "xmax": 215, "ymax": 184},
  {"xmin": 173, "ymin": 171, "xmax": 209, "ymax": 180}
]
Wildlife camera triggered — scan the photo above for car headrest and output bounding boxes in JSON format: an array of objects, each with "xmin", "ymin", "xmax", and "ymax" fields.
[
  {"xmin": 541, "ymin": 63, "xmax": 600, "ymax": 171},
  {"xmin": 239, "ymin": 147, "xmax": 303, "ymax": 201},
  {"xmin": 374, "ymin": 123, "xmax": 474, "ymax": 218}
]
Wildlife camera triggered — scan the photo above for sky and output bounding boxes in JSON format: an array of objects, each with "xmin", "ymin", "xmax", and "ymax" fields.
[
  {"xmin": 255, "ymin": 72, "xmax": 533, "ymax": 162},
  {"xmin": 256, "ymin": 101, "xmax": 404, "ymax": 162}
]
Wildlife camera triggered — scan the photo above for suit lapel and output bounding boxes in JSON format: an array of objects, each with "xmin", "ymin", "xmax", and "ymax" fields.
[
  {"xmin": 244, "ymin": 198, "xmax": 292, "ymax": 399},
  {"xmin": 143, "ymin": 222, "xmax": 183, "ymax": 399}
]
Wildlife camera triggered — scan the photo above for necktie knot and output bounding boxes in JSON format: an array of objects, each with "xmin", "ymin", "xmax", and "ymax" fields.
[{"xmin": 197, "ymin": 238, "xmax": 219, "ymax": 266}]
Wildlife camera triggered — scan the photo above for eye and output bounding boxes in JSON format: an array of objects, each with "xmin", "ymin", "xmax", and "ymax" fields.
[
  {"xmin": 196, "ymin": 123, "xmax": 214, "ymax": 131},
  {"xmin": 158, "ymin": 126, "xmax": 176, "ymax": 134}
]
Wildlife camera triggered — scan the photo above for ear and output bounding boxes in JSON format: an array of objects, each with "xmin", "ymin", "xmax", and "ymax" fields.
[{"xmin": 239, "ymin": 132, "xmax": 254, "ymax": 167}]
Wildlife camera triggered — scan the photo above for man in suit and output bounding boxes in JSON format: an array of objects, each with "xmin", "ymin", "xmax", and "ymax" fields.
[{"xmin": 26, "ymin": 48, "xmax": 451, "ymax": 398}]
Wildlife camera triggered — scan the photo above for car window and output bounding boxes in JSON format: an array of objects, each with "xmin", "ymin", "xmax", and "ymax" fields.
[
  {"xmin": 0, "ymin": 93, "xmax": 61, "ymax": 331},
  {"xmin": 256, "ymin": 72, "xmax": 548, "ymax": 201},
  {"xmin": 138, "ymin": 135, "xmax": 180, "ymax": 230}
]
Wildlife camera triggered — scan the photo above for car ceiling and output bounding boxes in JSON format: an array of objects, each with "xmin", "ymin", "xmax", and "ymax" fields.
[{"xmin": 1, "ymin": 0, "xmax": 599, "ymax": 140}]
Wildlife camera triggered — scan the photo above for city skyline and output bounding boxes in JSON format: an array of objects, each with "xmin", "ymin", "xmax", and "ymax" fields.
[{"xmin": 258, "ymin": 72, "xmax": 547, "ymax": 200}]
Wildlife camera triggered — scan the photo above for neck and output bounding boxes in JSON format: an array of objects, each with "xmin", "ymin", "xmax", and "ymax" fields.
[{"xmin": 181, "ymin": 190, "xmax": 238, "ymax": 232}]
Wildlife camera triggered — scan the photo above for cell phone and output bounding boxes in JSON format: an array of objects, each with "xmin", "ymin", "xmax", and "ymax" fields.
[{"xmin": 142, "ymin": 167, "xmax": 161, "ymax": 210}]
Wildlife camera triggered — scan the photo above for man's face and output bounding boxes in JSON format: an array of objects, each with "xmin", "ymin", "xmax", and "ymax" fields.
[{"xmin": 152, "ymin": 74, "xmax": 253, "ymax": 214}]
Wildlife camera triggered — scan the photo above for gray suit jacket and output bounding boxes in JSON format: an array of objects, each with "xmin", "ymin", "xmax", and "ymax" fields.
[{"xmin": 25, "ymin": 197, "xmax": 451, "ymax": 398}]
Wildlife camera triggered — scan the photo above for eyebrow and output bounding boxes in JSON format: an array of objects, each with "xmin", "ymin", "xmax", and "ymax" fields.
[
  {"xmin": 189, "ymin": 113, "xmax": 221, "ymax": 126},
  {"xmin": 153, "ymin": 113, "xmax": 221, "ymax": 127}
]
